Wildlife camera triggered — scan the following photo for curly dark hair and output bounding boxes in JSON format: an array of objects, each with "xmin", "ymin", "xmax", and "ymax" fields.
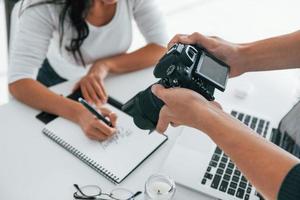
[{"xmin": 22, "ymin": 0, "xmax": 93, "ymax": 65}]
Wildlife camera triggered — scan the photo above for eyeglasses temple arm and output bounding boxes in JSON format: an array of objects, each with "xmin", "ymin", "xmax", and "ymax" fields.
[
  {"xmin": 74, "ymin": 184, "xmax": 88, "ymax": 197},
  {"xmin": 128, "ymin": 191, "xmax": 142, "ymax": 199}
]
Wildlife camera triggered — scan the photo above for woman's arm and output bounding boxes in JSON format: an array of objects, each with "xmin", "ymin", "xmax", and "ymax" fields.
[
  {"xmin": 10, "ymin": 79, "xmax": 82, "ymax": 121},
  {"xmin": 9, "ymin": 79, "xmax": 117, "ymax": 140},
  {"xmin": 97, "ymin": 44, "xmax": 166, "ymax": 74},
  {"xmin": 75, "ymin": 43, "xmax": 166, "ymax": 105},
  {"xmin": 152, "ymin": 85, "xmax": 300, "ymax": 200}
]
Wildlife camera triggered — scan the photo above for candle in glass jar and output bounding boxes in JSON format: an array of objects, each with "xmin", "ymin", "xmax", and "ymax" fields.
[
  {"xmin": 145, "ymin": 174, "xmax": 176, "ymax": 200},
  {"xmin": 149, "ymin": 181, "xmax": 172, "ymax": 195}
]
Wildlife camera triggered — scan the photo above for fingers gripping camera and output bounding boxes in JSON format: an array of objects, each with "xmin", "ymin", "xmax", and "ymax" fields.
[{"xmin": 122, "ymin": 44, "xmax": 230, "ymax": 131}]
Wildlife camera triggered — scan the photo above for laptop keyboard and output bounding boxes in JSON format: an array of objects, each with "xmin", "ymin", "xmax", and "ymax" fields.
[{"xmin": 201, "ymin": 110, "xmax": 270, "ymax": 200}]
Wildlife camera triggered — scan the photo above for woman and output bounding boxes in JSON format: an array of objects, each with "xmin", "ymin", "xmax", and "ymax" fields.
[
  {"xmin": 152, "ymin": 32, "xmax": 300, "ymax": 200},
  {"xmin": 8, "ymin": 0, "xmax": 168, "ymax": 140}
]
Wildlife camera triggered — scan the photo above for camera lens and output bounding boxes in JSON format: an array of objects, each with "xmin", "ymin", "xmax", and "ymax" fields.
[{"xmin": 122, "ymin": 84, "xmax": 164, "ymax": 131}]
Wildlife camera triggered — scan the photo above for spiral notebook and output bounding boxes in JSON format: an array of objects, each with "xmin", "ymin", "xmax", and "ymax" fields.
[{"xmin": 42, "ymin": 104, "xmax": 168, "ymax": 184}]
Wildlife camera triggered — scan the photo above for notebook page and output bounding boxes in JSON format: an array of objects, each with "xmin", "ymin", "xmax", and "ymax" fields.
[{"xmin": 43, "ymin": 104, "xmax": 167, "ymax": 181}]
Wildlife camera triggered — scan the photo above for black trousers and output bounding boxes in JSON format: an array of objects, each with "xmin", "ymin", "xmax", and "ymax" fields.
[{"xmin": 37, "ymin": 59, "xmax": 67, "ymax": 87}]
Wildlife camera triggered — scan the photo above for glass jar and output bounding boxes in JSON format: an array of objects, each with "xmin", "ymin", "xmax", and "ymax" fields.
[{"xmin": 144, "ymin": 174, "xmax": 176, "ymax": 200}]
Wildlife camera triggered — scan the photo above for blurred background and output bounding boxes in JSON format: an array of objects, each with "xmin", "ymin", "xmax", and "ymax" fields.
[{"xmin": 1, "ymin": 0, "xmax": 300, "ymax": 106}]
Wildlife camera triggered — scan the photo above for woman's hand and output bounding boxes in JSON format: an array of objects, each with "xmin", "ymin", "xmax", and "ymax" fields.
[
  {"xmin": 151, "ymin": 84, "xmax": 222, "ymax": 133},
  {"xmin": 168, "ymin": 32, "xmax": 247, "ymax": 77},
  {"xmin": 77, "ymin": 105, "xmax": 117, "ymax": 141},
  {"xmin": 74, "ymin": 61, "xmax": 111, "ymax": 106}
]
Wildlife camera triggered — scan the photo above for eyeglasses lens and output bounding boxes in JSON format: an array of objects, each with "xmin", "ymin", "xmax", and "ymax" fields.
[
  {"xmin": 80, "ymin": 185, "xmax": 102, "ymax": 197},
  {"xmin": 110, "ymin": 188, "xmax": 134, "ymax": 200}
]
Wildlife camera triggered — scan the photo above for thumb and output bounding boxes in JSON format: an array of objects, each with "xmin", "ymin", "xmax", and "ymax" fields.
[
  {"xmin": 156, "ymin": 106, "xmax": 171, "ymax": 133},
  {"xmin": 188, "ymin": 32, "xmax": 215, "ymax": 50},
  {"xmin": 151, "ymin": 84, "xmax": 170, "ymax": 103}
]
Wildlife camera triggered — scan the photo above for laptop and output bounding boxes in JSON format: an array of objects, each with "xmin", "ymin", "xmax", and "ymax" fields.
[{"xmin": 161, "ymin": 109, "xmax": 275, "ymax": 200}]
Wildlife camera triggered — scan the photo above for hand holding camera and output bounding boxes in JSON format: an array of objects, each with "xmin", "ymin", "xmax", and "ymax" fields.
[
  {"xmin": 122, "ymin": 43, "xmax": 230, "ymax": 131},
  {"xmin": 169, "ymin": 33, "xmax": 243, "ymax": 77}
]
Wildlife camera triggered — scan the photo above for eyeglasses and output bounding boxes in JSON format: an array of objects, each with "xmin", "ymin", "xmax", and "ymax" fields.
[{"xmin": 73, "ymin": 184, "xmax": 142, "ymax": 200}]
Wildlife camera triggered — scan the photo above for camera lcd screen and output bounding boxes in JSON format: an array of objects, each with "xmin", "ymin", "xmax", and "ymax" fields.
[{"xmin": 197, "ymin": 53, "xmax": 229, "ymax": 90}]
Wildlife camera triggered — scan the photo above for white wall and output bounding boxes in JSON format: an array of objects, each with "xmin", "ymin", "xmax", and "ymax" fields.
[{"xmin": 130, "ymin": 0, "xmax": 300, "ymax": 50}]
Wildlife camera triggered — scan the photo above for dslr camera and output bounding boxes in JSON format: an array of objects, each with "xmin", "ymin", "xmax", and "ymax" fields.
[{"xmin": 122, "ymin": 43, "xmax": 230, "ymax": 131}]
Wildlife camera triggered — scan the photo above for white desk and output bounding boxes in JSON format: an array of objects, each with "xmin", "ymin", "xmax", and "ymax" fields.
[{"xmin": 0, "ymin": 67, "xmax": 299, "ymax": 200}]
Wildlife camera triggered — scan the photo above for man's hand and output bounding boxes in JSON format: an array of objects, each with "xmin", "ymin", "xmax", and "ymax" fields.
[
  {"xmin": 151, "ymin": 84, "xmax": 221, "ymax": 133},
  {"xmin": 168, "ymin": 32, "xmax": 246, "ymax": 77},
  {"xmin": 74, "ymin": 61, "xmax": 110, "ymax": 106}
]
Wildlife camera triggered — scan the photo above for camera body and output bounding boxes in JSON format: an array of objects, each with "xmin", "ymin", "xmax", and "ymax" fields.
[
  {"xmin": 122, "ymin": 43, "xmax": 230, "ymax": 131},
  {"xmin": 154, "ymin": 43, "xmax": 229, "ymax": 101}
]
